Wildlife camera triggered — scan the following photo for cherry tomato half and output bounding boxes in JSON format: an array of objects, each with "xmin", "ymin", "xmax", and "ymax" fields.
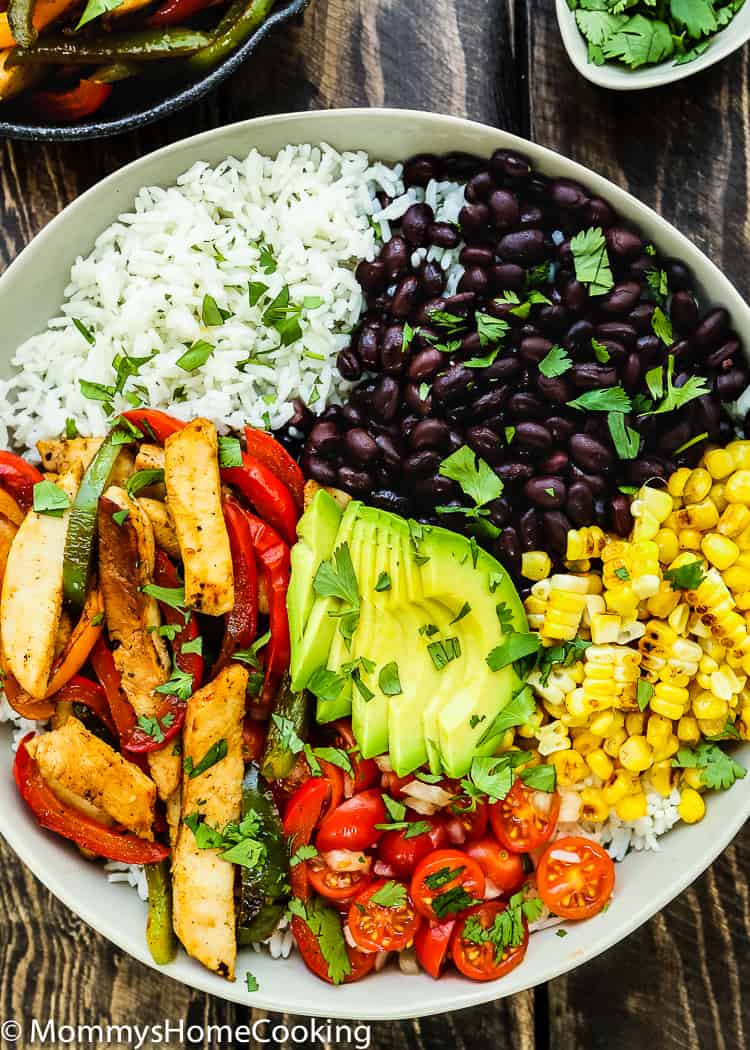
[
  {"xmin": 536, "ymin": 836, "xmax": 615, "ymax": 920},
  {"xmin": 378, "ymin": 813, "xmax": 448, "ymax": 879},
  {"xmin": 315, "ymin": 789, "xmax": 387, "ymax": 853},
  {"xmin": 451, "ymin": 901, "xmax": 529, "ymax": 982},
  {"xmin": 292, "ymin": 915, "xmax": 375, "ymax": 984},
  {"xmin": 464, "ymin": 838, "xmax": 525, "ymax": 894},
  {"xmin": 410, "ymin": 848, "xmax": 485, "ymax": 922},
  {"xmin": 489, "ymin": 779, "xmax": 560, "ymax": 853},
  {"xmin": 414, "ymin": 919, "xmax": 455, "ymax": 979},
  {"xmin": 380, "ymin": 770, "xmax": 414, "ymax": 797},
  {"xmin": 444, "ymin": 796, "xmax": 488, "ymax": 844},
  {"xmin": 329, "ymin": 719, "xmax": 379, "ymax": 794},
  {"xmin": 348, "ymin": 879, "xmax": 421, "ymax": 953},
  {"xmin": 308, "ymin": 855, "xmax": 371, "ymax": 904}
]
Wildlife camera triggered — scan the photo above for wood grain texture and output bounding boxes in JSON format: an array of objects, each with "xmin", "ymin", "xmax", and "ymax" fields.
[{"xmin": 0, "ymin": 1, "xmax": 749, "ymax": 1047}]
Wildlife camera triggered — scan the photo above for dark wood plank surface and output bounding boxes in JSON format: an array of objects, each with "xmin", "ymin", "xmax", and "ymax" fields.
[{"xmin": 0, "ymin": 1, "xmax": 749, "ymax": 1047}]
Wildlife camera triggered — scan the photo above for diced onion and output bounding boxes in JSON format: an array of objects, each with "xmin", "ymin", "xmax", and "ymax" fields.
[
  {"xmin": 374, "ymin": 860, "xmax": 396, "ymax": 878},
  {"xmin": 532, "ymin": 790, "xmax": 553, "ymax": 816},
  {"xmin": 444, "ymin": 818, "xmax": 466, "ymax": 845},
  {"xmin": 484, "ymin": 877, "xmax": 502, "ymax": 900},
  {"xmin": 375, "ymin": 754, "xmax": 393, "ymax": 772},
  {"xmin": 558, "ymin": 789, "xmax": 582, "ymax": 823},
  {"xmin": 398, "ymin": 947, "xmax": 420, "ymax": 975},
  {"xmin": 549, "ymin": 848, "xmax": 582, "ymax": 864},
  {"xmin": 374, "ymin": 951, "xmax": 391, "ymax": 972},
  {"xmin": 322, "ymin": 849, "xmax": 372, "ymax": 873},
  {"xmin": 401, "ymin": 780, "xmax": 454, "ymax": 809}
]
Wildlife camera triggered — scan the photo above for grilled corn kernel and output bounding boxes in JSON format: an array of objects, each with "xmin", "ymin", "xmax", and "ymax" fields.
[
  {"xmin": 678, "ymin": 528, "xmax": 703, "ymax": 550},
  {"xmin": 726, "ymin": 440, "xmax": 750, "ymax": 469},
  {"xmin": 704, "ymin": 448, "xmax": 735, "ymax": 480},
  {"xmin": 549, "ymin": 748, "xmax": 588, "ymax": 786},
  {"xmin": 667, "ymin": 602, "xmax": 690, "ymax": 635},
  {"xmin": 717, "ymin": 503, "xmax": 750, "ymax": 539},
  {"xmin": 683, "ymin": 468, "xmax": 712, "ymax": 504},
  {"xmin": 522, "ymin": 550, "xmax": 552, "ymax": 581},
  {"xmin": 692, "ymin": 692, "xmax": 729, "ymax": 722},
  {"xmin": 619, "ymin": 735, "xmax": 653, "ymax": 772},
  {"xmin": 681, "ymin": 767, "xmax": 705, "ymax": 790},
  {"xmin": 590, "ymin": 711, "xmax": 620, "ymax": 737},
  {"xmin": 566, "ymin": 526, "xmax": 606, "ymax": 561},
  {"xmin": 678, "ymin": 787, "xmax": 706, "ymax": 824},
  {"xmin": 651, "ymin": 732, "xmax": 680, "ymax": 761},
  {"xmin": 579, "ymin": 787, "xmax": 610, "ymax": 823},
  {"xmin": 603, "ymin": 770, "xmax": 636, "ymax": 805},
  {"xmin": 590, "ymin": 613, "xmax": 621, "ymax": 644},
  {"xmin": 605, "ymin": 585, "xmax": 640, "ymax": 620},
  {"xmin": 650, "ymin": 759, "xmax": 674, "ymax": 797},
  {"xmin": 655, "ymin": 528, "xmax": 680, "ymax": 564},
  {"xmin": 677, "ymin": 499, "xmax": 720, "ymax": 532},
  {"xmin": 710, "ymin": 483, "xmax": 729, "ymax": 514},
  {"xmin": 701, "ymin": 533, "xmax": 740, "ymax": 570},
  {"xmin": 724, "ymin": 469, "xmax": 750, "ymax": 505},
  {"xmin": 625, "ymin": 712, "xmax": 646, "ymax": 736},
  {"xmin": 572, "ymin": 730, "xmax": 601, "ymax": 756},
  {"xmin": 646, "ymin": 582, "xmax": 681, "ymax": 619},
  {"xmin": 616, "ymin": 792, "xmax": 648, "ymax": 821},
  {"xmin": 585, "ymin": 747, "xmax": 614, "ymax": 780},
  {"xmin": 646, "ymin": 713, "xmax": 673, "ymax": 751},
  {"xmin": 650, "ymin": 690, "xmax": 688, "ymax": 721},
  {"xmin": 603, "ymin": 727, "xmax": 628, "ymax": 758},
  {"xmin": 676, "ymin": 714, "xmax": 701, "ymax": 744},
  {"xmin": 698, "ymin": 716, "xmax": 729, "ymax": 737},
  {"xmin": 668, "ymin": 468, "xmax": 691, "ymax": 499}
]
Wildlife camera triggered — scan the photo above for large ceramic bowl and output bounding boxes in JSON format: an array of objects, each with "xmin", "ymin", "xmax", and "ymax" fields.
[
  {"xmin": 0, "ymin": 109, "xmax": 748, "ymax": 1020},
  {"xmin": 0, "ymin": 0, "xmax": 308, "ymax": 141},
  {"xmin": 556, "ymin": 0, "xmax": 750, "ymax": 91}
]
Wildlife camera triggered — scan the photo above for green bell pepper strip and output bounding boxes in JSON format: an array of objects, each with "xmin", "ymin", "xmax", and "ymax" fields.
[
  {"xmin": 145, "ymin": 860, "xmax": 177, "ymax": 965},
  {"xmin": 62, "ymin": 428, "xmax": 131, "ymax": 614},
  {"xmin": 260, "ymin": 673, "xmax": 309, "ymax": 782},
  {"xmin": 236, "ymin": 764, "xmax": 290, "ymax": 946},
  {"xmin": 9, "ymin": 28, "xmax": 211, "ymax": 65},
  {"xmin": 186, "ymin": 0, "xmax": 276, "ymax": 72},
  {"xmin": 7, "ymin": 0, "xmax": 37, "ymax": 48}
]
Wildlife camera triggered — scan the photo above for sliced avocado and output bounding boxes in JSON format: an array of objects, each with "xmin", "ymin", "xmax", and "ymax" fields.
[
  {"xmin": 287, "ymin": 488, "xmax": 343, "ymax": 689},
  {"xmin": 290, "ymin": 500, "xmax": 359, "ymax": 692}
]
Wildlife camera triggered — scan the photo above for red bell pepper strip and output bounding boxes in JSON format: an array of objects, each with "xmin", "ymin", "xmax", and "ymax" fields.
[
  {"xmin": 29, "ymin": 79, "xmax": 112, "ymax": 122},
  {"xmin": 282, "ymin": 777, "xmax": 330, "ymax": 900},
  {"xmin": 14, "ymin": 735, "xmax": 169, "ymax": 864},
  {"xmin": 222, "ymin": 452, "xmax": 298, "ymax": 548},
  {"xmin": 56, "ymin": 675, "xmax": 117, "ymax": 737},
  {"xmin": 0, "ymin": 451, "xmax": 43, "ymax": 512},
  {"xmin": 122, "ymin": 694, "xmax": 186, "ymax": 755},
  {"xmin": 217, "ymin": 499, "xmax": 259, "ymax": 668},
  {"xmin": 89, "ymin": 637, "xmax": 136, "ymax": 740},
  {"xmin": 242, "ymin": 509, "xmax": 291, "ymax": 700},
  {"xmin": 243, "ymin": 426, "xmax": 305, "ymax": 511},
  {"xmin": 146, "ymin": 0, "xmax": 212, "ymax": 26},
  {"xmin": 120, "ymin": 409, "xmax": 186, "ymax": 445}
]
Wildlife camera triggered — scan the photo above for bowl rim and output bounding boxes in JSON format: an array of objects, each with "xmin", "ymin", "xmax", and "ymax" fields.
[
  {"xmin": 555, "ymin": 0, "xmax": 750, "ymax": 91},
  {"xmin": 0, "ymin": 0, "xmax": 309, "ymax": 142},
  {"xmin": 0, "ymin": 107, "xmax": 748, "ymax": 1020}
]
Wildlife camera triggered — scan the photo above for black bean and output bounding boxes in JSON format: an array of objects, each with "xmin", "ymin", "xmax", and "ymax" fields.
[
  {"xmin": 337, "ymin": 348, "xmax": 362, "ymax": 381},
  {"xmin": 609, "ymin": 494, "xmax": 633, "ymax": 537},
  {"xmin": 489, "ymin": 188, "xmax": 521, "ymax": 228},
  {"xmin": 403, "ymin": 155, "xmax": 440, "ymax": 186},
  {"xmin": 694, "ymin": 308, "xmax": 729, "ymax": 351},
  {"xmin": 467, "ymin": 425, "xmax": 503, "ymax": 463},
  {"xmin": 442, "ymin": 292, "xmax": 477, "ymax": 315},
  {"xmin": 406, "ymin": 348, "xmax": 441, "ymax": 384},
  {"xmin": 564, "ymin": 319, "xmax": 595, "ymax": 353},
  {"xmin": 566, "ymin": 482, "xmax": 594, "ymax": 526},
  {"xmin": 404, "ymin": 382, "xmax": 432, "ymax": 416},
  {"xmin": 496, "ymin": 461, "xmax": 535, "ymax": 484},
  {"xmin": 460, "ymin": 331, "xmax": 482, "ymax": 356},
  {"xmin": 670, "ymin": 289, "xmax": 699, "ymax": 333},
  {"xmin": 537, "ymin": 305, "xmax": 569, "ymax": 336},
  {"xmin": 585, "ymin": 197, "xmax": 615, "ymax": 228},
  {"xmin": 410, "ymin": 418, "xmax": 451, "ymax": 451},
  {"xmin": 379, "ymin": 235, "xmax": 410, "ymax": 277},
  {"xmin": 519, "ymin": 508, "xmax": 541, "ymax": 550},
  {"xmin": 625, "ymin": 458, "xmax": 668, "ymax": 487},
  {"xmin": 605, "ymin": 226, "xmax": 643, "ymax": 259},
  {"xmin": 628, "ymin": 254, "xmax": 654, "ymax": 280},
  {"xmin": 570, "ymin": 465, "xmax": 607, "ymax": 495},
  {"xmin": 598, "ymin": 281, "xmax": 641, "ymax": 317},
  {"xmin": 399, "ymin": 414, "xmax": 420, "ymax": 439},
  {"xmin": 466, "ymin": 171, "xmax": 494, "ymax": 202},
  {"xmin": 515, "ymin": 421, "xmax": 553, "ymax": 450},
  {"xmin": 302, "ymin": 453, "xmax": 339, "ymax": 486},
  {"xmin": 497, "ymin": 229, "xmax": 546, "ymax": 265},
  {"xmin": 490, "ymin": 263, "xmax": 526, "ymax": 292},
  {"xmin": 563, "ymin": 280, "xmax": 588, "ymax": 313},
  {"xmin": 717, "ymin": 368, "xmax": 749, "ymax": 402},
  {"xmin": 307, "ymin": 421, "xmax": 340, "ymax": 456},
  {"xmin": 597, "ymin": 321, "xmax": 637, "ymax": 349},
  {"xmin": 691, "ymin": 394, "xmax": 721, "ymax": 439},
  {"xmin": 507, "ymin": 392, "xmax": 545, "ymax": 419},
  {"xmin": 519, "ymin": 205, "xmax": 546, "ymax": 229},
  {"xmin": 320, "ymin": 404, "xmax": 343, "ymax": 422},
  {"xmin": 428, "ymin": 222, "xmax": 460, "ymax": 249},
  {"xmin": 414, "ymin": 475, "xmax": 456, "ymax": 502},
  {"xmin": 403, "ymin": 450, "xmax": 441, "ymax": 477},
  {"xmin": 341, "ymin": 403, "xmax": 365, "ymax": 428},
  {"xmin": 498, "ymin": 526, "xmax": 522, "ymax": 568},
  {"xmin": 525, "ymin": 476, "xmax": 567, "ymax": 509},
  {"xmin": 380, "ymin": 324, "xmax": 407, "ymax": 374},
  {"xmin": 490, "ymin": 149, "xmax": 532, "ymax": 181},
  {"xmin": 543, "ymin": 511, "xmax": 572, "ymax": 557},
  {"xmin": 636, "ymin": 335, "xmax": 661, "ymax": 358},
  {"xmin": 391, "ymin": 275, "xmax": 420, "ymax": 318},
  {"xmin": 571, "ymin": 363, "xmax": 618, "ymax": 390},
  {"xmin": 432, "ymin": 365, "xmax": 473, "ymax": 402},
  {"xmin": 520, "ymin": 336, "xmax": 553, "ymax": 364},
  {"xmin": 487, "ymin": 497, "xmax": 511, "ymax": 528},
  {"xmin": 656, "ymin": 419, "xmax": 692, "ymax": 453},
  {"xmin": 355, "ymin": 259, "xmax": 388, "ymax": 293},
  {"xmin": 458, "ymin": 267, "xmax": 490, "ymax": 296},
  {"xmin": 707, "ymin": 338, "xmax": 740, "ymax": 369},
  {"xmin": 372, "ymin": 376, "xmax": 401, "ymax": 422},
  {"xmin": 621, "ymin": 352, "xmax": 642, "ymax": 393},
  {"xmin": 357, "ymin": 325, "xmax": 381, "ymax": 369},
  {"xmin": 629, "ymin": 303, "xmax": 655, "ymax": 334},
  {"xmin": 337, "ymin": 465, "xmax": 372, "ymax": 493},
  {"xmin": 443, "ymin": 152, "xmax": 484, "ymax": 179},
  {"xmin": 549, "ymin": 178, "xmax": 589, "ymax": 211},
  {"xmin": 370, "ymin": 489, "xmax": 412, "ymax": 516},
  {"xmin": 459, "ymin": 203, "xmax": 491, "ymax": 237},
  {"xmin": 375, "ymin": 432, "xmax": 403, "ymax": 468},
  {"xmin": 570, "ymin": 433, "xmax": 613, "ymax": 472},
  {"xmin": 547, "ymin": 416, "xmax": 576, "ymax": 444},
  {"xmin": 539, "ymin": 450, "xmax": 570, "ymax": 476},
  {"xmin": 665, "ymin": 259, "xmax": 693, "ymax": 291},
  {"xmin": 401, "ymin": 203, "xmax": 434, "ymax": 247},
  {"xmin": 418, "ymin": 260, "xmax": 445, "ymax": 297},
  {"xmin": 473, "ymin": 387, "xmax": 509, "ymax": 418},
  {"xmin": 460, "ymin": 245, "xmax": 494, "ymax": 267}
]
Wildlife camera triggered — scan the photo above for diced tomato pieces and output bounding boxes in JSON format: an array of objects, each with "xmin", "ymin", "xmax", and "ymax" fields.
[
  {"xmin": 315, "ymin": 789, "xmax": 387, "ymax": 853},
  {"xmin": 308, "ymin": 854, "xmax": 371, "ymax": 904},
  {"xmin": 414, "ymin": 919, "xmax": 455, "ymax": 979},
  {"xmin": 410, "ymin": 848, "xmax": 485, "ymax": 923},
  {"xmin": 347, "ymin": 879, "xmax": 421, "ymax": 953},
  {"xmin": 489, "ymin": 779, "xmax": 560, "ymax": 853},
  {"xmin": 377, "ymin": 813, "xmax": 448, "ymax": 879},
  {"xmin": 451, "ymin": 901, "xmax": 528, "ymax": 982}
]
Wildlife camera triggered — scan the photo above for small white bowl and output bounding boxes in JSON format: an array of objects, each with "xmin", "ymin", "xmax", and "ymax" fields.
[{"xmin": 556, "ymin": 0, "xmax": 750, "ymax": 90}]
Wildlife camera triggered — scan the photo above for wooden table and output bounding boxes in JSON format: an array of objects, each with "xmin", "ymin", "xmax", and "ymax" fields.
[{"xmin": 0, "ymin": 1, "xmax": 748, "ymax": 1046}]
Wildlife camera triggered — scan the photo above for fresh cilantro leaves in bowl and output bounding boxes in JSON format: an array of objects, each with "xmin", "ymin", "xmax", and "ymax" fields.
[{"xmin": 556, "ymin": 0, "xmax": 750, "ymax": 89}]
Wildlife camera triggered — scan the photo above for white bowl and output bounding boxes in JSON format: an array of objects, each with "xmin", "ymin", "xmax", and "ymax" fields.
[
  {"xmin": 0, "ymin": 109, "xmax": 748, "ymax": 1020},
  {"xmin": 556, "ymin": 0, "xmax": 750, "ymax": 90}
]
